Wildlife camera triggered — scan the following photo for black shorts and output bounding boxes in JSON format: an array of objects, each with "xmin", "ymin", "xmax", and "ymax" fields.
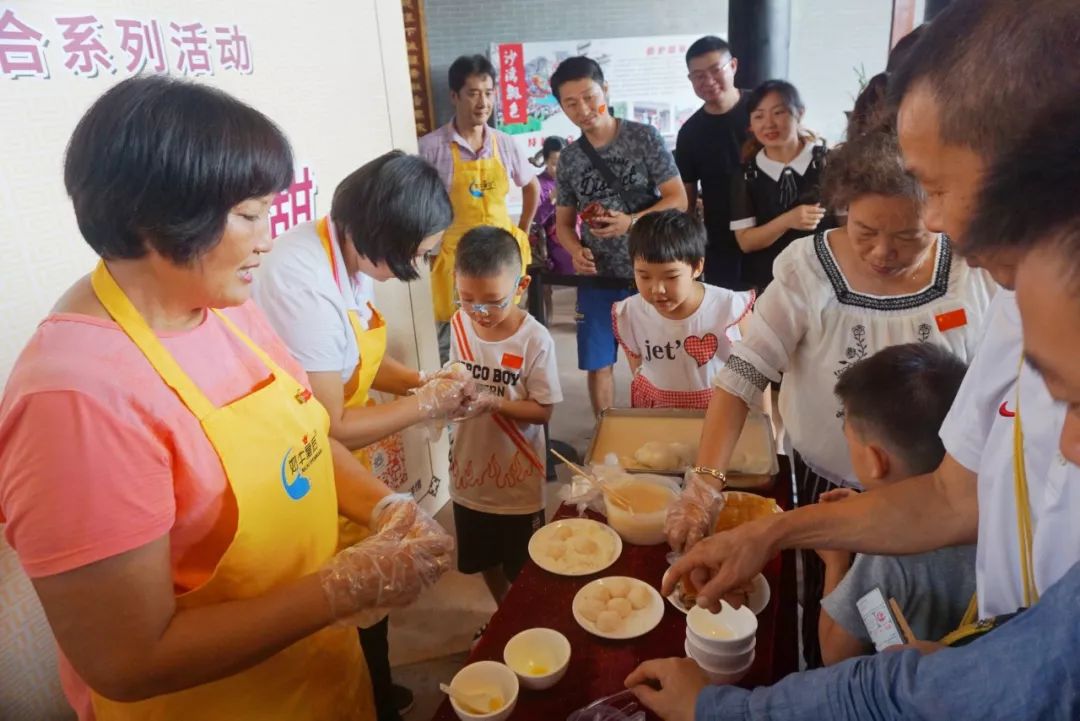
[{"xmin": 453, "ymin": 503, "xmax": 545, "ymax": 580}]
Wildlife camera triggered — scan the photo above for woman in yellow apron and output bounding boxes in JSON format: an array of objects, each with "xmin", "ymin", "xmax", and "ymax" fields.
[
  {"xmin": 252, "ymin": 152, "xmax": 469, "ymax": 721},
  {"xmin": 0, "ymin": 77, "xmax": 453, "ymax": 721}
]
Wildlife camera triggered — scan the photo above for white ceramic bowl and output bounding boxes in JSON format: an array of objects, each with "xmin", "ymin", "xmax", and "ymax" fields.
[
  {"xmin": 685, "ymin": 633, "xmax": 756, "ymax": 671},
  {"xmin": 686, "ymin": 602, "xmax": 758, "ymax": 653},
  {"xmin": 603, "ymin": 474, "xmax": 679, "ymax": 545},
  {"xmin": 685, "ymin": 640, "xmax": 756, "ymax": 685},
  {"xmin": 502, "ymin": 628, "xmax": 571, "ymax": 690},
  {"xmin": 449, "ymin": 661, "xmax": 519, "ymax": 721}
]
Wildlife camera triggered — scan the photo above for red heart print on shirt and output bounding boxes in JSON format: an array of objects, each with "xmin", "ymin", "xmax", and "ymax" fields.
[{"xmin": 684, "ymin": 333, "xmax": 719, "ymax": 367}]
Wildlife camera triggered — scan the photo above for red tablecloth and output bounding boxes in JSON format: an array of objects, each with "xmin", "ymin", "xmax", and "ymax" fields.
[{"xmin": 432, "ymin": 457, "xmax": 798, "ymax": 721}]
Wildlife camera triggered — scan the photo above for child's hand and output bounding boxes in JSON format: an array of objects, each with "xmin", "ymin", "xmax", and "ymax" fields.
[
  {"xmin": 450, "ymin": 393, "xmax": 502, "ymax": 421},
  {"xmin": 815, "ymin": 547, "xmax": 852, "ymax": 569},
  {"xmin": 819, "ymin": 487, "xmax": 859, "ymax": 504}
]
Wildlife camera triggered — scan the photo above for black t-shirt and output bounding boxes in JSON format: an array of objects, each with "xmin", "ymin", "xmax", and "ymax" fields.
[
  {"xmin": 730, "ymin": 141, "xmax": 835, "ymax": 291},
  {"xmin": 674, "ymin": 92, "xmax": 751, "ymax": 289}
]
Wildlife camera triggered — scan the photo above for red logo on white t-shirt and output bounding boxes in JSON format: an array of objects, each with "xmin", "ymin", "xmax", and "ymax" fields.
[
  {"xmin": 999, "ymin": 401, "xmax": 1016, "ymax": 418},
  {"xmin": 684, "ymin": 333, "xmax": 719, "ymax": 367}
]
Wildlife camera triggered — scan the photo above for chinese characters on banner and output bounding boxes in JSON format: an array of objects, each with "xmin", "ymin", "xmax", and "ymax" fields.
[
  {"xmin": 400, "ymin": 0, "xmax": 435, "ymax": 136},
  {"xmin": 497, "ymin": 43, "xmax": 527, "ymax": 125},
  {"xmin": 0, "ymin": 9, "xmax": 253, "ymax": 79},
  {"xmin": 269, "ymin": 166, "xmax": 317, "ymax": 240}
]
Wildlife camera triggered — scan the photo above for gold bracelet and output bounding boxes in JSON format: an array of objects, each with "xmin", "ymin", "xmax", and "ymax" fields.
[{"xmin": 690, "ymin": 465, "xmax": 727, "ymax": 489}]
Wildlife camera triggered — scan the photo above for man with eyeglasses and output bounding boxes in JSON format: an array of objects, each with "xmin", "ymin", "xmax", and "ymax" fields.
[{"xmin": 674, "ymin": 36, "xmax": 751, "ymax": 290}]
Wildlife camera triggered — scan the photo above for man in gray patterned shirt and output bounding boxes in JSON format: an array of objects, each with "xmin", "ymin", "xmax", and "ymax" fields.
[{"xmin": 551, "ymin": 56, "xmax": 686, "ymax": 416}]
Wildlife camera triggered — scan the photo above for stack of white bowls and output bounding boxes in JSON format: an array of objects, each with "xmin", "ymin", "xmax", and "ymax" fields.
[{"xmin": 684, "ymin": 602, "xmax": 758, "ymax": 684}]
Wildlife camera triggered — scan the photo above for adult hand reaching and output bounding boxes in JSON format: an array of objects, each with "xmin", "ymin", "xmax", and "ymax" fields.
[
  {"xmin": 624, "ymin": 658, "xmax": 708, "ymax": 721},
  {"xmin": 664, "ymin": 471, "xmax": 724, "ymax": 553},
  {"xmin": 662, "ymin": 514, "xmax": 781, "ymax": 613}
]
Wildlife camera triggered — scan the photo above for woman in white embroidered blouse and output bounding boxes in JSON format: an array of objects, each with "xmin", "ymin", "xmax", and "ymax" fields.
[{"xmin": 665, "ymin": 128, "xmax": 996, "ymax": 666}]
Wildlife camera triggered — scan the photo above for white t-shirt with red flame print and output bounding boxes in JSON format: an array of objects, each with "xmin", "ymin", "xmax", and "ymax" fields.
[{"xmin": 448, "ymin": 310, "xmax": 562, "ymax": 515}]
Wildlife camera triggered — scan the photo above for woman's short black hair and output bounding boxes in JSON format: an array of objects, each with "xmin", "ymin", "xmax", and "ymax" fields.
[
  {"xmin": 64, "ymin": 75, "xmax": 293, "ymax": 264},
  {"xmin": 455, "ymin": 225, "xmax": 521, "ymax": 278},
  {"xmin": 449, "ymin": 54, "xmax": 496, "ymax": 93},
  {"xmin": 628, "ymin": 210, "xmax": 706, "ymax": 266},
  {"xmin": 550, "ymin": 56, "xmax": 605, "ymax": 102},
  {"xmin": 331, "ymin": 151, "xmax": 452, "ymax": 282},
  {"xmin": 821, "ymin": 129, "xmax": 924, "ymax": 210}
]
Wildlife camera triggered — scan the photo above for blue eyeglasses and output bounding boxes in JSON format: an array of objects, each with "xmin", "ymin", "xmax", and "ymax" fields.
[{"xmin": 454, "ymin": 277, "xmax": 522, "ymax": 316}]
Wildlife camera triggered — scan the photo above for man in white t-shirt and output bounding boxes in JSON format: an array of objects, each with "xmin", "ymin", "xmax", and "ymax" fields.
[
  {"xmin": 448, "ymin": 226, "xmax": 563, "ymax": 605},
  {"xmin": 662, "ymin": 0, "xmax": 1080, "ymax": 626}
]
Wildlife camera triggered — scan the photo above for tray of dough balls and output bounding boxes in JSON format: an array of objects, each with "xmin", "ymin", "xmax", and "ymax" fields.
[{"xmin": 583, "ymin": 408, "xmax": 779, "ymax": 482}]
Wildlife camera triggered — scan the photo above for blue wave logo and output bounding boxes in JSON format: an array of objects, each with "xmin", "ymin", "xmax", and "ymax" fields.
[
  {"xmin": 468, "ymin": 182, "xmax": 484, "ymax": 198},
  {"xmin": 280, "ymin": 448, "xmax": 311, "ymax": 500}
]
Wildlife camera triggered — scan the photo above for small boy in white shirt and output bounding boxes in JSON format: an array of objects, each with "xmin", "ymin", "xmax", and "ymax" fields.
[
  {"xmin": 449, "ymin": 226, "xmax": 563, "ymax": 604},
  {"xmin": 818, "ymin": 343, "xmax": 976, "ymax": 664},
  {"xmin": 613, "ymin": 210, "xmax": 755, "ymax": 409}
]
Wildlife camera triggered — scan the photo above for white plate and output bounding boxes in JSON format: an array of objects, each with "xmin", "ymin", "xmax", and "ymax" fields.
[
  {"xmin": 662, "ymin": 568, "xmax": 770, "ymax": 616},
  {"xmin": 572, "ymin": 576, "xmax": 665, "ymax": 640},
  {"xmin": 528, "ymin": 518, "xmax": 622, "ymax": 577}
]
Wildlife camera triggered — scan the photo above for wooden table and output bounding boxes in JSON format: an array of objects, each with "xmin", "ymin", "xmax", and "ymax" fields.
[{"xmin": 431, "ymin": 457, "xmax": 798, "ymax": 720}]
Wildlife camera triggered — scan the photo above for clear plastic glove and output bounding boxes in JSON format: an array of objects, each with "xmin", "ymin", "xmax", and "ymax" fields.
[
  {"xmin": 319, "ymin": 504, "xmax": 454, "ymax": 621},
  {"xmin": 413, "ymin": 376, "xmax": 472, "ymax": 420},
  {"xmin": 665, "ymin": 471, "xmax": 725, "ymax": 553},
  {"xmin": 450, "ymin": 392, "xmax": 502, "ymax": 422}
]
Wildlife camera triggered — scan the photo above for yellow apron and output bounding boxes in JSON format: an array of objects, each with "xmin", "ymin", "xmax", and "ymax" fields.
[
  {"xmin": 316, "ymin": 217, "xmax": 407, "ymax": 550},
  {"xmin": 88, "ymin": 261, "xmax": 374, "ymax": 720},
  {"xmin": 941, "ymin": 361, "xmax": 1038, "ymax": 646},
  {"xmin": 430, "ymin": 133, "xmax": 532, "ymax": 323}
]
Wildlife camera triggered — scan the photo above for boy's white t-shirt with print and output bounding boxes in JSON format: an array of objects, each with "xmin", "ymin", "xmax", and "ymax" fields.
[
  {"xmin": 613, "ymin": 284, "xmax": 755, "ymax": 409},
  {"xmin": 449, "ymin": 311, "xmax": 562, "ymax": 515}
]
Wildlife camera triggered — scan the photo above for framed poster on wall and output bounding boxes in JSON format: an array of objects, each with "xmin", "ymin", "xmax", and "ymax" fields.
[{"xmin": 489, "ymin": 35, "xmax": 704, "ymax": 157}]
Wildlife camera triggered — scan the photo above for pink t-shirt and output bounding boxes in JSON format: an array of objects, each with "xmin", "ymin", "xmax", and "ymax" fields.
[{"xmin": 0, "ymin": 300, "xmax": 310, "ymax": 719}]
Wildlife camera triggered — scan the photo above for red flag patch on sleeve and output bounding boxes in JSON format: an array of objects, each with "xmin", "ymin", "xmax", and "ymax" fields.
[
  {"xmin": 935, "ymin": 308, "xmax": 968, "ymax": 332},
  {"xmin": 501, "ymin": 352, "xmax": 524, "ymax": 370}
]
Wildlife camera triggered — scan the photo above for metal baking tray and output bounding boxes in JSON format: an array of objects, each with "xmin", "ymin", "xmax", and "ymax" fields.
[{"xmin": 583, "ymin": 407, "xmax": 779, "ymax": 484}]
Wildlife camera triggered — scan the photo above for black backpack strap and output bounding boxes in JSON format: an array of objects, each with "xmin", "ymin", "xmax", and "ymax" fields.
[{"xmin": 578, "ymin": 131, "xmax": 639, "ymax": 212}]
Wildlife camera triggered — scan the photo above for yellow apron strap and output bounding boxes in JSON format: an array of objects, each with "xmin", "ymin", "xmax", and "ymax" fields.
[
  {"xmin": 90, "ymin": 261, "xmax": 216, "ymax": 420},
  {"xmin": 944, "ymin": 358, "xmax": 1038, "ymax": 646},
  {"xmin": 209, "ymin": 308, "xmax": 286, "ymax": 375},
  {"xmin": 1013, "ymin": 356, "xmax": 1039, "ymax": 607}
]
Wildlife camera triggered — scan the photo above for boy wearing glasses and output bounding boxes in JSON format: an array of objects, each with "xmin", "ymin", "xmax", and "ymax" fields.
[
  {"xmin": 675, "ymin": 36, "xmax": 750, "ymax": 290},
  {"xmin": 447, "ymin": 226, "xmax": 563, "ymax": 604}
]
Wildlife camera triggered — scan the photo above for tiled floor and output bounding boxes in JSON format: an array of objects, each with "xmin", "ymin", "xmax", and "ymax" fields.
[{"xmin": 387, "ymin": 287, "xmax": 632, "ymax": 718}]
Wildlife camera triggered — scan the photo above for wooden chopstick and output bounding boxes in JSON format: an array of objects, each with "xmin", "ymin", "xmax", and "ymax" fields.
[
  {"xmin": 888, "ymin": 597, "xmax": 917, "ymax": 644},
  {"xmin": 550, "ymin": 449, "xmax": 634, "ymax": 509}
]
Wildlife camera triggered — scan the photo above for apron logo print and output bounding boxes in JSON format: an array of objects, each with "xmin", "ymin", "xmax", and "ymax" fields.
[
  {"xmin": 295, "ymin": 387, "xmax": 313, "ymax": 404},
  {"xmin": 468, "ymin": 179, "xmax": 497, "ymax": 198},
  {"xmin": 280, "ymin": 432, "xmax": 323, "ymax": 500}
]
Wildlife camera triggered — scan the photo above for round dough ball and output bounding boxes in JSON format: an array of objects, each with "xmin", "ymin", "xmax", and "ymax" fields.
[
  {"xmin": 607, "ymin": 597, "xmax": 633, "ymax": 618},
  {"xmin": 584, "ymin": 584, "xmax": 612, "ymax": 604},
  {"xmin": 605, "ymin": 578, "xmax": 631, "ymax": 598},
  {"xmin": 546, "ymin": 541, "xmax": 566, "ymax": 560},
  {"xmin": 555, "ymin": 526, "xmax": 574, "ymax": 541},
  {"xmin": 578, "ymin": 598, "xmax": 605, "ymax": 622},
  {"xmin": 596, "ymin": 610, "xmax": 621, "ymax": 633},
  {"xmin": 627, "ymin": 585, "xmax": 652, "ymax": 610},
  {"xmin": 572, "ymin": 536, "xmax": 599, "ymax": 555}
]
